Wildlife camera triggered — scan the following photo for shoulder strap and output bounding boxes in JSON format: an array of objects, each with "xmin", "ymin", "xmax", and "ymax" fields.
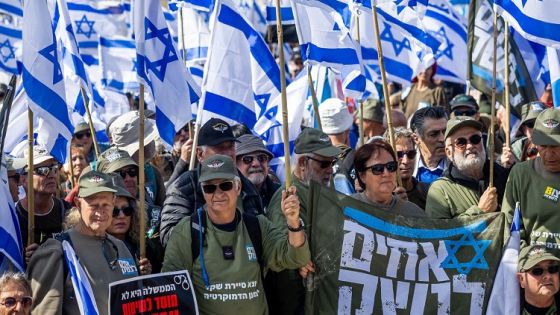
[{"xmin": 190, "ymin": 208, "xmax": 206, "ymax": 261}]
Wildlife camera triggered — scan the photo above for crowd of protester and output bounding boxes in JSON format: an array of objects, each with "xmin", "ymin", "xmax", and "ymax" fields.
[{"xmin": 2, "ymin": 72, "xmax": 560, "ymax": 314}]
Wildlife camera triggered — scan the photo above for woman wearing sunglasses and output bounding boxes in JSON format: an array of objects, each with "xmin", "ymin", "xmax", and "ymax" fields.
[
  {"xmin": 0, "ymin": 272, "xmax": 32, "ymax": 315},
  {"xmin": 352, "ymin": 140, "xmax": 426, "ymax": 217}
]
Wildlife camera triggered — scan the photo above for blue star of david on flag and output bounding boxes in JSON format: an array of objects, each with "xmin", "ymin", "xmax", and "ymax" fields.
[
  {"xmin": 74, "ymin": 14, "xmax": 95, "ymax": 38},
  {"xmin": 429, "ymin": 26, "xmax": 454, "ymax": 59},
  {"xmin": 0, "ymin": 39, "xmax": 15, "ymax": 62},
  {"xmin": 441, "ymin": 232, "xmax": 491, "ymax": 274},
  {"xmin": 143, "ymin": 17, "xmax": 178, "ymax": 82},
  {"xmin": 380, "ymin": 22, "xmax": 411, "ymax": 56},
  {"xmin": 38, "ymin": 33, "xmax": 63, "ymax": 85}
]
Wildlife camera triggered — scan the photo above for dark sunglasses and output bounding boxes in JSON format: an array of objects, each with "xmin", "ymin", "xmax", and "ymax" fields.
[
  {"xmin": 202, "ymin": 181, "xmax": 235, "ymax": 194},
  {"xmin": 453, "ymin": 109, "xmax": 477, "ymax": 117},
  {"xmin": 0, "ymin": 296, "xmax": 33, "ymax": 309},
  {"xmin": 454, "ymin": 134, "xmax": 482, "ymax": 149},
  {"xmin": 524, "ymin": 121, "xmax": 535, "ymax": 129},
  {"xmin": 365, "ymin": 161, "xmax": 398, "ymax": 175},
  {"xmin": 113, "ymin": 206, "xmax": 134, "ymax": 217},
  {"xmin": 397, "ymin": 150, "xmax": 417, "ymax": 160},
  {"xmin": 34, "ymin": 164, "xmax": 60, "ymax": 177},
  {"xmin": 74, "ymin": 132, "xmax": 91, "ymax": 140},
  {"xmin": 528, "ymin": 265, "xmax": 560, "ymax": 277},
  {"xmin": 240, "ymin": 154, "xmax": 269, "ymax": 165},
  {"xmin": 307, "ymin": 156, "xmax": 337, "ymax": 169},
  {"xmin": 118, "ymin": 168, "xmax": 138, "ymax": 178},
  {"xmin": 8, "ymin": 173, "xmax": 20, "ymax": 181}
]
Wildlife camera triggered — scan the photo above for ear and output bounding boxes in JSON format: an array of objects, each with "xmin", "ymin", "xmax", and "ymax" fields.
[
  {"xmin": 412, "ymin": 133, "xmax": 421, "ymax": 146},
  {"xmin": 196, "ymin": 147, "xmax": 204, "ymax": 162},
  {"xmin": 517, "ymin": 273, "xmax": 526, "ymax": 289},
  {"xmin": 74, "ymin": 197, "xmax": 81, "ymax": 209},
  {"xmin": 236, "ymin": 180, "xmax": 242, "ymax": 196},
  {"xmin": 445, "ymin": 145, "xmax": 453, "ymax": 160},
  {"xmin": 297, "ymin": 155, "xmax": 307, "ymax": 169}
]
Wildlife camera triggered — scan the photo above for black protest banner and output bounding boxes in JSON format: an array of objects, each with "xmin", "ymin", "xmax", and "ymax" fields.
[{"xmin": 109, "ymin": 270, "xmax": 199, "ymax": 315}]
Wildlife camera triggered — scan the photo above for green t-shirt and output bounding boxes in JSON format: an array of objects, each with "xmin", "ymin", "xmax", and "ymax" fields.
[{"xmin": 502, "ymin": 158, "xmax": 560, "ymax": 249}]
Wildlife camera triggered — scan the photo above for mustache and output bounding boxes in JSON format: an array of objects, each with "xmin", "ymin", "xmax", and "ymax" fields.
[{"xmin": 248, "ymin": 167, "xmax": 264, "ymax": 174}]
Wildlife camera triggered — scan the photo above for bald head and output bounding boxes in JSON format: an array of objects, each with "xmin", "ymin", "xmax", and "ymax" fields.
[{"xmin": 383, "ymin": 110, "xmax": 407, "ymax": 129}]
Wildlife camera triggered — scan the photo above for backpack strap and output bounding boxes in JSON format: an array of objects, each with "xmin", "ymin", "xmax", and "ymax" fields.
[{"xmin": 190, "ymin": 208, "xmax": 206, "ymax": 262}]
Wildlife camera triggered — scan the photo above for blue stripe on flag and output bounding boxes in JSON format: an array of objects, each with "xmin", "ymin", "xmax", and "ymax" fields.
[
  {"xmin": 300, "ymin": 43, "xmax": 359, "ymax": 66},
  {"xmin": 204, "ymin": 92, "xmax": 257, "ymax": 128},
  {"xmin": 377, "ymin": 8, "xmax": 441, "ymax": 52},
  {"xmin": 155, "ymin": 107, "xmax": 176, "ymax": 146},
  {"xmin": 425, "ymin": 9, "xmax": 466, "ymax": 40},
  {"xmin": 62, "ymin": 241, "xmax": 99, "ymax": 315},
  {"xmin": 0, "ymin": 24, "xmax": 21, "ymax": 38},
  {"xmin": 81, "ymin": 54, "xmax": 99, "ymax": 66},
  {"xmin": 99, "ymin": 38, "xmax": 134, "ymax": 48},
  {"xmin": 71, "ymin": 54, "xmax": 89, "ymax": 85},
  {"xmin": 495, "ymin": 0, "xmax": 560, "ymax": 44},
  {"xmin": 436, "ymin": 65, "xmax": 460, "ymax": 79},
  {"xmin": 67, "ymin": 2, "xmax": 125, "ymax": 14},
  {"xmin": 0, "ymin": 2, "xmax": 21, "ymax": 16},
  {"xmin": 361, "ymin": 47, "xmax": 413, "ymax": 80},
  {"xmin": 188, "ymin": 83, "xmax": 200, "ymax": 104},
  {"xmin": 189, "ymin": 66, "xmax": 204, "ymax": 77},
  {"xmin": 50, "ymin": 134, "xmax": 69, "ymax": 164},
  {"xmin": 266, "ymin": 6, "xmax": 294, "ymax": 22},
  {"xmin": 267, "ymin": 140, "xmax": 295, "ymax": 158},
  {"xmin": 185, "ymin": 47, "xmax": 208, "ymax": 60},
  {"xmin": 78, "ymin": 41, "xmax": 98, "ymax": 49},
  {"xmin": 101, "ymin": 79, "xmax": 139, "ymax": 91}
]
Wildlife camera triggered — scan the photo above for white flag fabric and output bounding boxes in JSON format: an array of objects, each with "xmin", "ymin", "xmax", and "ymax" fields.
[
  {"xmin": 0, "ymin": 156, "xmax": 24, "ymax": 272},
  {"xmin": 99, "ymin": 36, "xmax": 138, "ymax": 92},
  {"xmin": 266, "ymin": 0, "xmax": 294, "ymax": 25}
]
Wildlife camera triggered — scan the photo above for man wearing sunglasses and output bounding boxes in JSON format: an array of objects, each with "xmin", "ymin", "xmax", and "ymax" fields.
[
  {"xmin": 517, "ymin": 245, "xmax": 560, "ymax": 314},
  {"xmin": 512, "ymin": 101, "xmax": 546, "ymax": 162},
  {"xmin": 502, "ymin": 109, "xmax": 560, "ymax": 250},
  {"xmin": 426, "ymin": 117, "xmax": 510, "ymax": 219},
  {"xmin": 72, "ymin": 121, "xmax": 107, "ymax": 163},
  {"xmin": 6, "ymin": 156, "xmax": 25, "ymax": 203}
]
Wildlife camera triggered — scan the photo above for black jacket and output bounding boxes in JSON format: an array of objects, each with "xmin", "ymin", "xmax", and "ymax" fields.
[{"xmin": 159, "ymin": 165, "xmax": 264, "ymax": 246}]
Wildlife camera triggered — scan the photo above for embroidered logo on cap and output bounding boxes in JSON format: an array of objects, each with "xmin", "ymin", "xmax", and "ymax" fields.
[
  {"xmin": 88, "ymin": 175, "xmax": 104, "ymax": 183},
  {"xmin": 529, "ymin": 246, "xmax": 546, "ymax": 256},
  {"xmin": 105, "ymin": 151, "xmax": 123, "ymax": 162},
  {"xmin": 207, "ymin": 160, "xmax": 225, "ymax": 168},
  {"xmin": 542, "ymin": 119, "xmax": 559, "ymax": 129},
  {"xmin": 319, "ymin": 134, "xmax": 330, "ymax": 143},
  {"xmin": 212, "ymin": 123, "xmax": 229, "ymax": 133}
]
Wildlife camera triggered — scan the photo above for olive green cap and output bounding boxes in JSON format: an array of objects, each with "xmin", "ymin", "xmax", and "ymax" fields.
[
  {"xmin": 96, "ymin": 147, "xmax": 137, "ymax": 173},
  {"xmin": 294, "ymin": 128, "xmax": 343, "ymax": 157},
  {"xmin": 74, "ymin": 122, "xmax": 90, "ymax": 134},
  {"xmin": 518, "ymin": 244, "xmax": 560, "ymax": 272},
  {"xmin": 444, "ymin": 116, "xmax": 483, "ymax": 140},
  {"xmin": 199, "ymin": 154, "xmax": 239, "ymax": 183},
  {"xmin": 356, "ymin": 98, "xmax": 384, "ymax": 123},
  {"xmin": 532, "ymin": 108, "xmax": 560, "ymax": 146},
  {"xmin": 516, "ymin": 101, "xmax": 546, "ymax": 125},
  {"xmin": 108, "ymin": 173, "xmax": 133, "ymax": 199},
  {"xmin": 77, "ymin": 171, "xmax": 116, "ymax": 198}
]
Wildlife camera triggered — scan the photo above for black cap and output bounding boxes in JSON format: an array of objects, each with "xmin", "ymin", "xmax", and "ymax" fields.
[
  {"xmin": 450, "ymin": 94, "xmax": 478, "ymax": 110},
  {"xmin": 198, "ymin": 118, "xmax": 238, "ymax": 146}
]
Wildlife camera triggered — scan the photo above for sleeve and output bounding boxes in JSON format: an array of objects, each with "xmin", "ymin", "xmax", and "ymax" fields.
[
  {"xmin": 433, "ymin": 86, "xmax": 449, "ymax": 112},
  {"xmin": 425, "ymin": 180, "xmax": 454, "ymax": 219},
  {"xmin": 160, "ymin": 175, "xmax": 195, "ymax": 247},
  {"xmin": 259, "ymin": 216, "xmax": 310, "ymax": 272},
  {"xmin": 161, "ymin": 218, "xmax": 193, "ymax": 273},
  {"xmin": 457, "ymin": 205, "xmax": 484, "ymax": 217},
  {"xmin": 265, "ymin": 187, "xmax": 287, "ymax": 230},
  {"xmin": 27, "ymin": 240, "xmax": 65, "ymax": 315}
]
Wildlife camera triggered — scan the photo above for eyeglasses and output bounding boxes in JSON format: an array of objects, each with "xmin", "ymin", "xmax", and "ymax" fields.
[
  {"xmin": 113, "ymin": 205, "xmax": 134, "ymax": 217},
  {"xmin": 306, "ymin": 156, "xmax": 337, "ymax": 169},
  {"xmin": 0, "ymin": 296, "xmax": 33, "ymax": 309},
  {"xmin": 396, "ymin": 150, "xmax": 417, "ymax": 160},
  {"xmin": 8, "ymin": 174, "xmax": 20, "ymax": 181},
  {"xmin": 102, "ymin": 238, "xmax": 119, "ymax": 270},
  {"xmin": 527, "ymin": 265, "xmax": 560, "ymax": 277},
  {"xmin": 453, "ymin": 109, "xmax": 477, "ymax": 117},
  {"xmin": 364, "ymin": 161, "xmax": 398, "ymax": 175},
  {"xmin": 201, "ymin": 181, "xmax": 234, "ymax": 194},
  {"xmin": 240, "ymin": 154, "xmax": 269, "ymax": 165},
  {"xmin": 118, "ymin": 168, "xmax": 138, "ymax": 179},
  {"xmin": 454, "ymin": 134, "xmax": 482, "ymax": 149},
  {"xmin": 74, "ymin": 131, "xmax": 91, "ymax": 140},
  {"xmin": 34, "ymin": 164, "xmax": 60, "ymax": 177},
  {"xmin": 524, "ymin": 121, "xmax": 535, "ymax": 129}
]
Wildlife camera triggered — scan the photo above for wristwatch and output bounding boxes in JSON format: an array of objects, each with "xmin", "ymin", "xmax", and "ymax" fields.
[{"xmin": 287, "ymin": 218, "xmax": 305, "ymax": 232}]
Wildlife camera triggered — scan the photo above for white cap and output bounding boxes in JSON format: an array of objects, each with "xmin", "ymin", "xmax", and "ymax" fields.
[
  {"xmin": 23, "ymin": 145, "xmax": 55, "ymax": 166},
  {"xmin": 319, "ymin": 98, "xmax": 353, "ymax": 134},
  {"xmin": 109, "ymin": 111, "xmax": 159, "ymax": 157}
]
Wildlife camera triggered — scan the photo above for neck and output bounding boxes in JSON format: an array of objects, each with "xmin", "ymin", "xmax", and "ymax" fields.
[
  {"xmin": 329, "ymin": 134, "xmax": 348, "ymax": 147},
  {"xmin": 113, "ymin": 233, "xmax": 126, "ymax": 241},
  {"xmin": 75, "ymin": 221, "xmax": 106, "ymax": 238},
  {"xmin": 365, "ymin": 189, "xmax": 392, "ymax": 206},
  {"xmin": 402, "ymin": 177, "xmax": 414, "ymax": 190},
  {"xmin": 207, "ymin": 208, "xmax": 236, "ymax": 225},
  {"xmin": 526, "ymin": 295, "xmax": 554, "ymax": 309},
  {"xmin": 21, "ymin": 194, "xmax": 53, "ymax": 215},
  {"xmin": 416, "ymin": 80, "xmax": 430, "ymax": 90},
  {"xmin": 419, "ymin": 147, "xmax": 441, "ymax": 169}
]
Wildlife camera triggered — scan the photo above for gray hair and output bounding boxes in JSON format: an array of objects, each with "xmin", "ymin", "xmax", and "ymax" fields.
[
  {"xmin": 384, "ymin": 127, "xmax": 414, "ymax": 145},
  {"xmin": 0, "ymin": 272, "xmax": 32, "ymax": 296}
]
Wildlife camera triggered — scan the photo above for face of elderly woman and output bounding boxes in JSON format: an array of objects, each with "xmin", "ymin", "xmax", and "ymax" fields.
[
  {"xmin": 107, "ymin": 197, "xmax": 133, "ymax": 240},
  {"xmin": 0, "ymin": 281, "xmax": 32, "ymax": 315},
  {"xmin": 361, "ymin": 149, "xmax": 396, "ymax": 202}
]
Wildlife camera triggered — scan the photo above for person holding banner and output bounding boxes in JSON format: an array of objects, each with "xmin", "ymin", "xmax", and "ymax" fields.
[{"xmin": 162, "ymin": 155, "xmax": 309, "ymax": 315}]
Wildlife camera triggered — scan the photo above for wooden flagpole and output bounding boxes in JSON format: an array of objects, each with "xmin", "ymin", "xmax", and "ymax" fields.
[
  {"xmin": 178, "ymin": 6, "xmax": 195, "ymax": 166},
  {"xmin": 307, "ymin": 64, "xmax": 323, "ymax": 130},
  {"xmin": 355, "ymin": 12, "xmax": 364, "ymax": 147},
  {"xmin": 80, "ymin": 86, "xmax": 100, "ymax": 159},
  {"xmin": 504, "ymin": 21, "xmax": 511, "ymax": 148},
  {"xmin": 27, "ymin": 108, "xmax": 34, "ymax": 246},
  {"xmin": 489, "ymin": 12, "xmax": 498, "ymax": 188},
  {"xmin": 138, "ymin": 84, "xmax": 146, "ymax": 258}
]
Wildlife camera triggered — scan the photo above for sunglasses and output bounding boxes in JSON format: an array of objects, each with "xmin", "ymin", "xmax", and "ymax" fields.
[
  {"xmin": 8, "ymin": 174, "xmax": 20, "ymax": 181},
  {"xmin": 307, "ymin": 156, "xmax": 337, "ymax": 169},
  {"xmin": 365, "ymin": 161, "xmax": 398, "ymax": 175},
  {"xmin": 454, "ymin": 134, "xmax": 482, "ymax": 149},
  {"xmin": 453, "ymin": 109, "xmax": 477, "ymax": 117},
  {"xmin": 240, "ymin": 154, "xmax": 269, "ymax": 165},
  {"xmin": 74, "ymin": 132, "xmax": 91, "ymax": 140},
  {"xmin": 528, "ymin": 265, "xmax": 560, "ymax": 277},
  {"xmin": 34, "ymin": 164, "xmax": 60, "ymax": 177},
  {"xmin": 0, "ymin": 296, "xmax": 33, "ymax": 309},
  {"xmin": 397, "ymin": 150, "xmax": 417, "ymax": 160},
  {"xmin": 524, "ymin": 121, "xmax": 535, "ymax": 129},
  {"xmin": 202, "ymin": 181, "xmax": 235, "ymax": 194},
  {"xmin": 118, "ymin": 168, "xmax": 138, "ymax": 179},
  {"xmin": 113, "ymin": 206, "xmax": 134, "ymax": 217}
]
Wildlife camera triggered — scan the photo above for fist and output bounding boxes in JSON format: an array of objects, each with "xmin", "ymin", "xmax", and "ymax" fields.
[
  {"xmin": 478, "ymin": 186, "xmax": 498, "ymax": 213},
  {"xmin": 282, "ymin": 186, "xmax": 300, "ymax": 226}
]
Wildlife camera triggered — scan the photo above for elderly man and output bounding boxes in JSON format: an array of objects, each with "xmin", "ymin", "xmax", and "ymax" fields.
[
  {"xmin": 426, "ymin": 117, "xmax": 510, "ymax": 218},
  {"xmin": 160, "ymin": 118, "xmax": 264, "ymax": 246},
  {"xmin": 502, "ymin": 108, "xmax": 560, "ymax": 249},
  {"xmin": 410, "ymin": 106, "xmax": 448, "ymax": 184},
  {"xmin": 162, "ymin": 155, "xmax": 309, "ymax": 315},
  {"xmin": 517, "ymin": 245, "xmax": 560, "ymax": 314},
  {"xmin": 355, "ymin": 98, "xmax": 385, "ymax": 140},
  {"xmin": 235, "ymin": 134, "xmax": 279, "ymax": 210},
  {"xmin": 6, "ymin": 156, "xmax": 25, "ymax": 202},
  {"xmin": 265, "ymin": 127, "xmax": 342, "ymax": 315},
  {"xmin": 28, "ymin": 171, "xmax": 143, "ymax": 315}
]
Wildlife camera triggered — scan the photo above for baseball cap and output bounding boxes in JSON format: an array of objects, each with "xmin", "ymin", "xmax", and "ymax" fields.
[
  {"xmin": 450, "ymin": 94, "xmax": 478, "ymax": 111},
  {"xmin": 319, "ymin": 98, "xmax": 353, "ymax": 135},
  {"xmin": 198, "ymin": 118, "xmax": 238, "ymax": 146},
  {"xmin": 532, "ymin": 108, "xmax": 560, "ymax": 146},
  {"xmin": 518, "ymin": 244, "xmax": 560, "ymax": 272},
  {"xmin": 356, "ymin": 98, "xmax": 384, "ymax": 123},
  {"xmin": 23, "ymin": 145, "xmax": 55, "ymax": 166},
  {"xmin": 199, "ymin": 154, "xmax": 239, "ymax": 183},
  {"xmin": 77, "ymin": 171, "xmax": 117, "ymax": 198},
  {"xmin": 444, "ymin": 116, "xmax": 483, "ymax": 140},
  {"xmin": 294, "ymin": 128, "xmax": 343, "ymax": 157},
  {"xmin": 96, "ymin": 147, "xmax": 138, "ymax": 173},
  {"xmin": 6, "ymin": 156, "xmax": 25, "ymax": 172},
  {"xmin": 516, "ymin": 101, "xmax": 546, "ymax": 126},
  {"xmin": 235, "ymin": 134, "xmax": 273, "ymax": 159},
  {"xmin": 109, "ymin": 111, "xmax": 159, "ymax": 157},
  {"xmin": 74, "ymin": 122, "xmax": 90, "ymax": 134},
  {"xmin": 108, "ymin": 173, "xmax": 133, "ymax": 199}
]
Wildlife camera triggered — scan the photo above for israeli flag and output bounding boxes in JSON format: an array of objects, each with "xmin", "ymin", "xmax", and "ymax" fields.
[
  {"xmin": 486, "ymin": 203, "xmax": 521, "ymax": 315},
  {"xmin": 0, "ymin": 0, "xmax": 21, "ymax": 17},
  {"xmin": 234, "ymin": 0, "xmax": 267, "ymax": 35},
  {"xmin": 512, "ymin": 29, "xmax": 548, "ymax": 98},
  {"xmin": 0, "ymin": 156, "xmax": 24, "ymax": 272},
  {"xmin": 422, "ymin": 0, "xmax": 467, "ymax": 84},
  {"xmin": 0, "ymin": 23, "xmax": 20, "ymax": 75},
  {"xmin": 61, "ymin": 240, "xmax": 100, "ymax": 315},
  {"xmin": 22, "ymin": 0, "xmax": 73, "ymax": 163},
  {"xmin": 494, "ymin": 0, "xmax": 560, "ymax": 49},
  {"xmin": 181, "ymin": 7, "xmax": 211, "ymax": 63},
  {"xmin": 291, "ymin": 0, "xmax": 365, "ymax": 99},
  {"xmin": 99, "ymin": 36, "xmax": 138, "ymax": 92},
  {"xmin": 134, "ymin": 0, "xmax": 201, "ymax": 148},
  {"xmin": 169, "ymin": 0, "xmax": 214, "ymax": 12},
  {"xmin": 547, "ymin": 47, "xmax": 560, "ymax": 108},
  {"xmin": 266, "ymin": 0, "xmax": 294, "ymax": 25}
]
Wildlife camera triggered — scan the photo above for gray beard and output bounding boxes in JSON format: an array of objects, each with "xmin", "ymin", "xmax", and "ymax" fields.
[
  {"xmin": 453, "ymin": 149, "xmax": 486, "ymax": 179},
  {"xmin": 247, "ymin": 172, "xmax": 266, "ymax": 187}
]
